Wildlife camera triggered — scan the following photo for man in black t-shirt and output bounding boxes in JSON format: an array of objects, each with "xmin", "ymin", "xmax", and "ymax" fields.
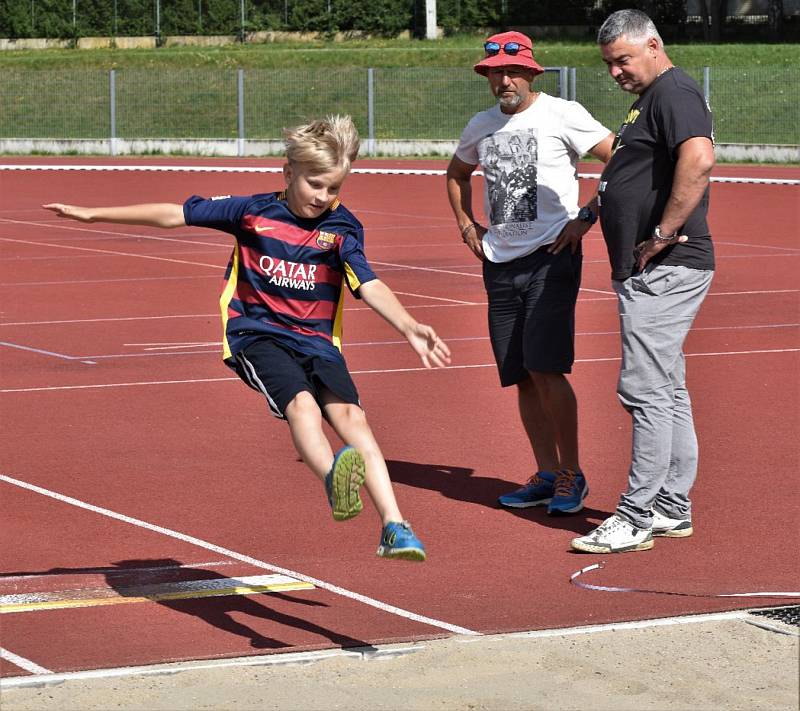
[{"xmin": 571, "ymin": 10, "xmax": 716, "ymax": 554}]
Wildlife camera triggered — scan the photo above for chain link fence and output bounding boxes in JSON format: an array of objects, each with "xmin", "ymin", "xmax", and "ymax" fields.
[{"xmin": 2, "ymin": 66, "xmax": 797, "ymax": 152}]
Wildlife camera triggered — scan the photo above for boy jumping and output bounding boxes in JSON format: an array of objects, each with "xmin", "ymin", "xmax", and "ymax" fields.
[{"xmin": 44, "ymin": 115, "xmax": 451, "ymax": 561}]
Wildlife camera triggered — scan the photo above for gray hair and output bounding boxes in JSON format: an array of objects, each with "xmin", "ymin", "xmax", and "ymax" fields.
[{"xmin": 597, "ymin": 9, "xmax": 662, "ymax": 47}]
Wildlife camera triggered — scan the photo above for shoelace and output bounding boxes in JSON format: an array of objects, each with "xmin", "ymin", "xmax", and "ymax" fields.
[
  {"xmin": 591, "ymin": 515, "xmax": 636, "ymax": 540},
  {"xmin": 596, "ymin": 515, "xmax": 625, "ymax": 533},
  {"xmin": 553, "ymin": 469, "xmax": 578, "ymax": 497},
  {"xmin": 525, "ymin": 473, "xmax": 547, "ymax": 487}
]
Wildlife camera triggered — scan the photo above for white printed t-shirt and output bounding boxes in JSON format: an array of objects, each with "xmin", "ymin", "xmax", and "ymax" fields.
[{"xmin": 455, "ymin": 92, "xmax": 609, "ymax": 263}]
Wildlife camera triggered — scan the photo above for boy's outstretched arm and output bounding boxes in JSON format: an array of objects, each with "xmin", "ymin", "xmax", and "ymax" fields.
[
  {"xmin": 358, "ymin": 279, "xmax": 451, "ymax": 369},
  {"xmin": 42, "ymin": 203, "xmax": 186, "ymax": 228}
]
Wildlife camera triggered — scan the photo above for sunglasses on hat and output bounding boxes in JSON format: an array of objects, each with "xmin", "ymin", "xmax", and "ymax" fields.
[{"xmin": 484, "ymin": 41, "xmax": 526, "ymax": 57}]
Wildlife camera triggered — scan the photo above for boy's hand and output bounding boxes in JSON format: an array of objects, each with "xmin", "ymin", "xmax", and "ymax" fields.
[
  {"xmin": 43, "ymin": 203, "xmax": 94, "ymax": 222},
  {"xmin": 407, "ymin": 323, "xmax": 451, "ymax": 369}
]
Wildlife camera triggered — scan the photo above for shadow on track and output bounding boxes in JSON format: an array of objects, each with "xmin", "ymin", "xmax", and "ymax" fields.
[
  {"xmin": 387, "ymin": 460, "xmax": 612, "ymax": 534},
  {"xmin": 2, "ymin": 558, "xmax": 375, "ymax": 651}
]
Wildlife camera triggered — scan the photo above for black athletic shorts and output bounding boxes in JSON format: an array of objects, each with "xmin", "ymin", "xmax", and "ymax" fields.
[
  {"xmin": 233, "ymin": 337, "xmax": 361, "ymax": 419},
  {"xmin": 482, "ymin": 244, "xmax": 582, "ymax": 386}
]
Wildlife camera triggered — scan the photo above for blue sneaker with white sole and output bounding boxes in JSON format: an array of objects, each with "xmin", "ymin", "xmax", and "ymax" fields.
[
  {"xmin": 377, "ymin": 521, "xmax": 426, "ymax": 562},
  {"xmin": 498, "ymin": 471, "xmax": 557, "ymax": 508},
  {"xmin": 324, "ymin": 446, "xmax": 365, "ymax": 521},
  {"xmin": 547, "ymin": 469, "xmax": 588, "ymax": 514}
]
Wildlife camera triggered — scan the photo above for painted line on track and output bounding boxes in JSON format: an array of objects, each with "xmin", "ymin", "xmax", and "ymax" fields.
[
  {"xmin": 0, "ymin": 648, "xmax": 51, "ymax": 675},
  {"xmin": 0, "ymin": 647, "xmax": 369, "ymax": 689},
  {"xmin": 3, "ymin": 347, "xmax": 798, "ymax": 393},
  {"xmin": 0, "ymin": 474, "xmax": 478, "ymax": 637},
  {"xmin": 0, "ymin": 235, "xmax": 224, "ymax": 270},
  {"xmin": 0, "ymin": 217, "xmax": 230, "ymax": 250},
  {"xmin": 0, "ymin": 608, "xmax": 773, "ymax": 689},
  {"xmin": 0, "ymin": 340, "xmax": 83, "ymax": 361},
  {"xmin": 2, "ymin": 164, "xmax": 799, "ymax": 185}
]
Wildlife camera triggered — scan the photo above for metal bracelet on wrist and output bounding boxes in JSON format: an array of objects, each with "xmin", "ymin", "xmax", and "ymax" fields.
[{"xmin": 653, "ymin": 224, "xmax": 677, "ymax": 243}]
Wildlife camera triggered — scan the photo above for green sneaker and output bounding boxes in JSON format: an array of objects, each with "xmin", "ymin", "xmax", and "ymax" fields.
[{"xmin": 325, "ymin": 446, "xmax": 365, "ymax": 521}]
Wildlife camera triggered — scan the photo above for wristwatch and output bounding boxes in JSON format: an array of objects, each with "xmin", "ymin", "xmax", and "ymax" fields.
[
  {"xmin": 577, "ymin": 206, "xmax": 597, "ymax": 225},
  {"xmin": 653, "ymin": 224, "xmax": 677, "ymax": 243}
]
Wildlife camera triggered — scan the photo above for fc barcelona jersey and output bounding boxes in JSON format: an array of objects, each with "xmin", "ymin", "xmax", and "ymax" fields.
[{"xmin": 183, "ymin": 192, "xmax": 377, "ymax": 364}]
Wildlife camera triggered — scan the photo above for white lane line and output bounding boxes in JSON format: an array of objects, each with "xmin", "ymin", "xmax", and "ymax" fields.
[
  {"xmin": 0, "ymin": 648, "xmax": 51, "ymax": 675},
  {"xmin": 0, "ymin": 314, "xmax": 219, "ymax": 327},
  {"xmin": 0, "ymin": 236, "xmax": 224, "ymax": 270},
  {"xmin": 708, "ymin": 288, "xmax": 800, "ymax": 296},
  {"xmin": 0, "ymin": 275, "xmax": 222, "ymax": 287},
  {"xmin": 392, "ymin": 290, "xmax": 479, "ymax": 305},
  {"xmin": 0, "ymin": 218, "xmax": 230, "ymax": 250},
  {"xmin": 1, "ymin": 377, "xmax": 240, "ymax": 392},
  {"xmin": 1, "ymin": 647, "xmax": 366, "ymax": 688},
  {"xmin": 580, "ymin": 287, "xmax": 616, "ymax": 295},
  {"xmin": 0, "ymin": 474, "xmax": 478, "ymax": 637},
  {"xmin": 715, "ymin": 240, "xmax": 800, "ymax": 253},
  {"xmin": 371, "ymin": 260, "xmax": 481, "ymax": 279},
  {"xmin": 0, "ymin": 607, "xmax": 774, "ymax": 689},
  {"xmin": 0, "ymin": 341, "xmax": 79, "ymax": 361},
  {"xmin": 459, "ymin": 610, "xmax": 752, "ymax": 644},
  {"xmin": 3, "ymin": 164, "xmax": 799, "ymax": 185},
  {"xmin": 3, "ymin": 347, "xmax": 799, "ymax": 394}
]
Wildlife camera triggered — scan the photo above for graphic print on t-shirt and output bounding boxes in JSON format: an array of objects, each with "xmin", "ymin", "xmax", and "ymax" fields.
[{"xmin": 478, "ymin": 128, "xmax": 538, "ymax": 226}]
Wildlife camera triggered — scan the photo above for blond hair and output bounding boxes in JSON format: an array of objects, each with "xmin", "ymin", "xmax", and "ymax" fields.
[{"xmin": 282, "ymin": 115, "xmax": 360, "ymax": 174}]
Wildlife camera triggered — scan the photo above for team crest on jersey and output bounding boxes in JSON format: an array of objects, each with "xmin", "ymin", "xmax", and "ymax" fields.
[{"xmin": 316, "ymin": 231, "xmax": 338, "ymax": 250}]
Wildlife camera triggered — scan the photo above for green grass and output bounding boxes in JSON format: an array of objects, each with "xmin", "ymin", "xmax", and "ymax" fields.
[
  {"xmin": 1, "ymin": 38, "xmax": 798, "ymax": 145},
  {"xmin": 1, "ymin": 37, "xmax": 798, "ymax": 70}
]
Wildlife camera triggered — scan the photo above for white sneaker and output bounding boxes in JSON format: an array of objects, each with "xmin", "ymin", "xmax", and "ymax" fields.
[
  {"xmin": 571, "ymin": 514, "xmax": 654, "ymax": 553},
  {"xmin": 651, "ymin": 508, "xmax": 693, "ymax": 538}
]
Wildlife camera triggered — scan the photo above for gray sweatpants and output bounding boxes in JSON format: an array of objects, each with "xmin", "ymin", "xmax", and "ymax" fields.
[{"xmin": 612, "ymin": 264, "xmax": 714, "ymax": 529}]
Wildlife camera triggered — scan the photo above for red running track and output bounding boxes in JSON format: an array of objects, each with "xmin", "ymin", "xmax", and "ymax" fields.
[{"xmin": 1, "ymin": 159, "xmax": 798, "ymax": 677}]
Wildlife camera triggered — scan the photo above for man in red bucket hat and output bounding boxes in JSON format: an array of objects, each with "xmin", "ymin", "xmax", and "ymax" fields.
[
  {"xmin": 447, "ymin": 31, "xmax": 614, "ymax": 517},
  {"xmin": 473, "ymin": 31, "xmax": 545, "ymax": 77}
]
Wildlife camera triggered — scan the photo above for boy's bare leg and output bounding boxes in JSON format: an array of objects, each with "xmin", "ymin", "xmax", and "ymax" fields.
[
  {"xmin": 284, "ymin": 391, "xmax": 335, "ymax": 479},
  {"xmin": 322, "ymin": 398, "xmax": 403, "ymax": 525}
]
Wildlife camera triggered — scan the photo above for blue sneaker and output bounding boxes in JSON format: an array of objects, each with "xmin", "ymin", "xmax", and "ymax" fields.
[
  {"xmin": 376, "ymin": 521, "xmax": 426, "ymax": 562},
  {"xmin": 324, "ymin": 446, "xmax": 365, "ymax": 521},
  {"xmin": 547, "ymin": 469, "xmax": 588, "ymax": 514},
  {"xmin": 498, "ymin": 471, "xmax": 556, "ymax": 508}
]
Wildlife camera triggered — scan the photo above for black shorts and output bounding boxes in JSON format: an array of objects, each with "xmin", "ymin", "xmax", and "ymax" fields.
[
  {"xmin": 233, "ymin": 338, "xmax": 361, "ymax": 420},
  {"xmin": 482, "ymin": 245, "xmax": 582, "ymax": 386}
]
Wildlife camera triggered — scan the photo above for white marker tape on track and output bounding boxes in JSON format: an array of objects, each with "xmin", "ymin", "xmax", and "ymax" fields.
[
  {"xmin": 571, "ymin": 562, "xmax": 800, "ymax": 598},
  {"xmin": 1, "ymin": 164, "xmax": 798, "ymax": 185},
  {"xmin": 0, "ymin": 473, "xmax": 478, "ymax": 636}
]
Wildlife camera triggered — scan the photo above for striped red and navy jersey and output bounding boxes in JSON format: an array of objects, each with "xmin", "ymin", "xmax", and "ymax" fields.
[{"xmin": 183, "ymin": 191, "xmax": 377, "ymax": 364}]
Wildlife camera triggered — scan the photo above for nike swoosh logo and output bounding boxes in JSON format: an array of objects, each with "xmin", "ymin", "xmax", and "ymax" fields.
[{"xmin": 253, "ymin": 225, "xmax": 274, "ymax": 232}]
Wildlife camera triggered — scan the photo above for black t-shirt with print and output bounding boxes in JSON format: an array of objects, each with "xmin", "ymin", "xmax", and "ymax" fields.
[{"xmin": 598, "ymin": 67, "xmax": 715, "ymax": 281}]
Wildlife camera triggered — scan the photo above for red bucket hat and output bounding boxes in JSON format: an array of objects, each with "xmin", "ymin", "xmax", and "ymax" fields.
[{"xmin": 473, "ymin": 31, "xmax": 544, "ymax": 77}]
